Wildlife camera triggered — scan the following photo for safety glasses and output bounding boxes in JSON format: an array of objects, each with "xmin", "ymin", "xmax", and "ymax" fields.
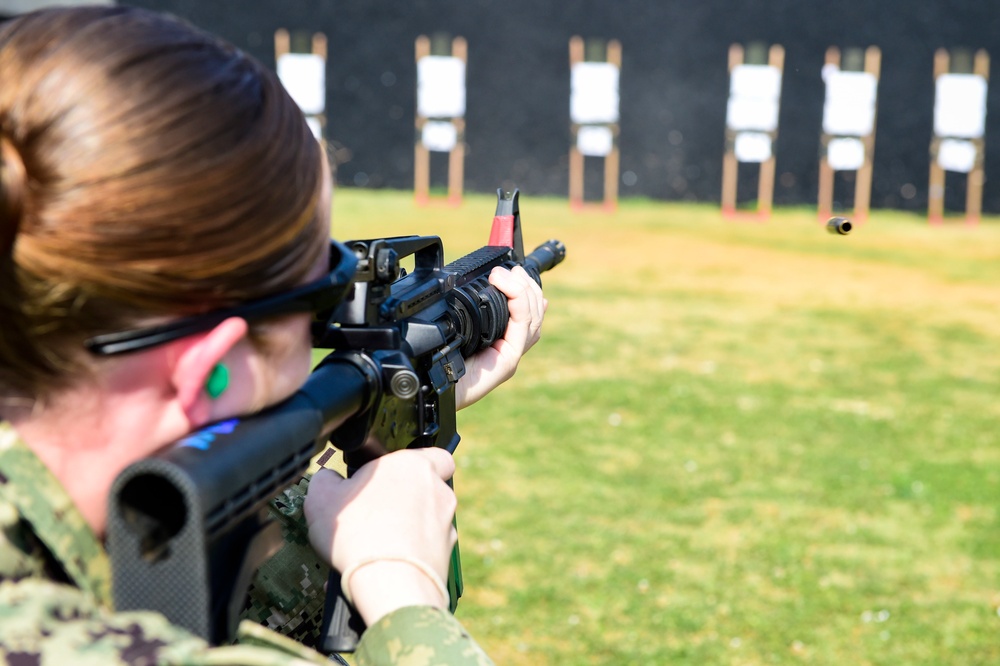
[{"xmin": 85, "ymin": 239, "xmax": 358, "ymax": 356}]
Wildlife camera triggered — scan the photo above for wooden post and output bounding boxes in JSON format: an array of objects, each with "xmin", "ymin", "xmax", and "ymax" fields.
[
  {"xmin": 414, "ymin": 35, "xmax": 431, "ymax": 205},
  {"xmin": 720, "ymin": 44, "xmax": 743, "ymax": 215},
  {"xmin": 448, "ymin": 117, "xmax": 466, "ymax": 205},
  {"xmin": 756, "ymin": 44, "xmax": 784, "ymax": 217},
  {"xmin": 312, "ymin": 33, "xmax": 327, "ymax": 62},
  {"xmin": 817, "ymin": 47, "xmax": 839, "ymax": 220},
  {"xmin": 568, "ymin": 36, "xmax": 585, "ymax": 207},
  {"xmin": 967, "ymin": 49, "xmax": 990, "ymax": 223},
  {"xmin": 854, "ymin": 46, "xmax": 881, "ymax": 221},
  {"xmin": 603, "ymin": 40, "xmax": 622, "ymax": 211},
  {"xmin": 928, "ymin": 49, "xmax": 950, "ymax": 223},
  {"xmin": 275, "ymin": 28, "xmax": 289, "ymax": 59}
]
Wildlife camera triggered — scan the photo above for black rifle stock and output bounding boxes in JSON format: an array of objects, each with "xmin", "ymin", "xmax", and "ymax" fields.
[{"xmin": 107, "ymin": 189, "xmax": 565, "ymax": 651}]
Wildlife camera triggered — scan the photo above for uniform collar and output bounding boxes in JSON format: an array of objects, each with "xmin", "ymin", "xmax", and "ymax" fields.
[{"xmin": 0, "ymin": 422, "xmax": 112, "ymax": 606}]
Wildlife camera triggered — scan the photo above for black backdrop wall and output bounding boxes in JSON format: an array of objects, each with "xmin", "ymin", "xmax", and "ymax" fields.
[{"xmin": 123, "ymin": 0, "xmax": 1000, "ymax": 213}]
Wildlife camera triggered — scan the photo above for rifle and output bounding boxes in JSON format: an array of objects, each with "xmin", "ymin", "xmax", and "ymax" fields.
[{"xmin": 106, "ymin": 188, "xmax": 565, "ymax": 652}]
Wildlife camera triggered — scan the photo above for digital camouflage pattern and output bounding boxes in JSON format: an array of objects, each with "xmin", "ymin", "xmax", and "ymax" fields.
[
  {"xmin": 0, "ymin": 422, "xmax": 494, "ymax": 665},
  {"xmin": 355, "ymin": 606, "xmax": 494, "ymax": 665},
  {"xmin": 243, "ymin": 477, "xmax": 332, "ymax": 647}
]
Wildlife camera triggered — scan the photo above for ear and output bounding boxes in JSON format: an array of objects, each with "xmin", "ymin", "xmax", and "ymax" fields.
[{"xmin": 169, "ymin": 317, "xmax": 249, "ymax": 426}]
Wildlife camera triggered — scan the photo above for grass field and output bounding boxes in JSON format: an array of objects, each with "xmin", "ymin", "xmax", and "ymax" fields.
[{"xmin": 331, "ymin": 189, "xmax": 1000, "ymax": 665}]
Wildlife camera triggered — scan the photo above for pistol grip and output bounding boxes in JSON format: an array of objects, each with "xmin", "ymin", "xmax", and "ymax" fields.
[{"xmin": 318, "ymin": 569, "xmax": 366, "ymax": 654}]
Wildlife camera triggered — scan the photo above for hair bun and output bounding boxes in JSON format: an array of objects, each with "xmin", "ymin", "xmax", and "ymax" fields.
[{"xmin": 0, "ymin": 133, "xmax": 26, "ymax": 256}]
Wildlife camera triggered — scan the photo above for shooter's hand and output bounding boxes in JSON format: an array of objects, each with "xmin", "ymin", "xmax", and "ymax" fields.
[
  {"xmin": 456, "ymin": 265, "xmax": 547, "ymax": 409},
  {"xmin": 304, "ymin": 448, "xmax": 458, "ymax": 627}
]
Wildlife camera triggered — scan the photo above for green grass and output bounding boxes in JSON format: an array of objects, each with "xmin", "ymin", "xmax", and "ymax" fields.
[{"xmin": 331, "ymin": 188, "xmax": 1000, "ymax": 665}]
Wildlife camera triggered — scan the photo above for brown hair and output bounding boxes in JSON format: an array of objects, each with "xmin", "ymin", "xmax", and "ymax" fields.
[{"xmin": 0, "ymin": 7, "xmax": 327, "ymax": 403}]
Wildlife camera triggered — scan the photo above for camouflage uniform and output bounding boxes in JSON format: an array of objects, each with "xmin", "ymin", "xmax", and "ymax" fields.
[{"xmin": 0, "ymin": 421, "xmax": 494, "ymax": 665}]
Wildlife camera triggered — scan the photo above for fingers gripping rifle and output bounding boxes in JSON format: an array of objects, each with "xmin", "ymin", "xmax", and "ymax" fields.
[{"xmin": 106, "ymin": 189, "xmax": 565, "ymax": 650}]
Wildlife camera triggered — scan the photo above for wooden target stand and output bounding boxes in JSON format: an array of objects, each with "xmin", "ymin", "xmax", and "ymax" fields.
[
  {"xmin": 928, "ymin": 48, "xmax": 989, "ymax": 225},
  {"xmin": 274, "ymin": 29, "xmax": 327, "ymax": 141},
  {"xmin": 569, "ymin": 36, "xmax": 621, "ymax": 212},
  {"xmin": 414, "ymin": 34, "xmax": 467, "ymax": 207},
  {"xmin": 817, "ymin": 46, "xmax": 881, "ymax": 225},
  {"xmin": 721, "ymin": 43, "xmax": 784, "ymax": 221}
]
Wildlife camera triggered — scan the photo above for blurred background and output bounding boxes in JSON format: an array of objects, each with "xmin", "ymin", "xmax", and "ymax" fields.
[{"xmin": 5, "ymin": 0, "xmax": 999, "ymax": 213}]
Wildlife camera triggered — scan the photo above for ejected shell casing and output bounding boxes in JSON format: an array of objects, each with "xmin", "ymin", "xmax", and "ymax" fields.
[{"xmin": 826, "ymin": 217, "xmax": 852, "ymax": 235}]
